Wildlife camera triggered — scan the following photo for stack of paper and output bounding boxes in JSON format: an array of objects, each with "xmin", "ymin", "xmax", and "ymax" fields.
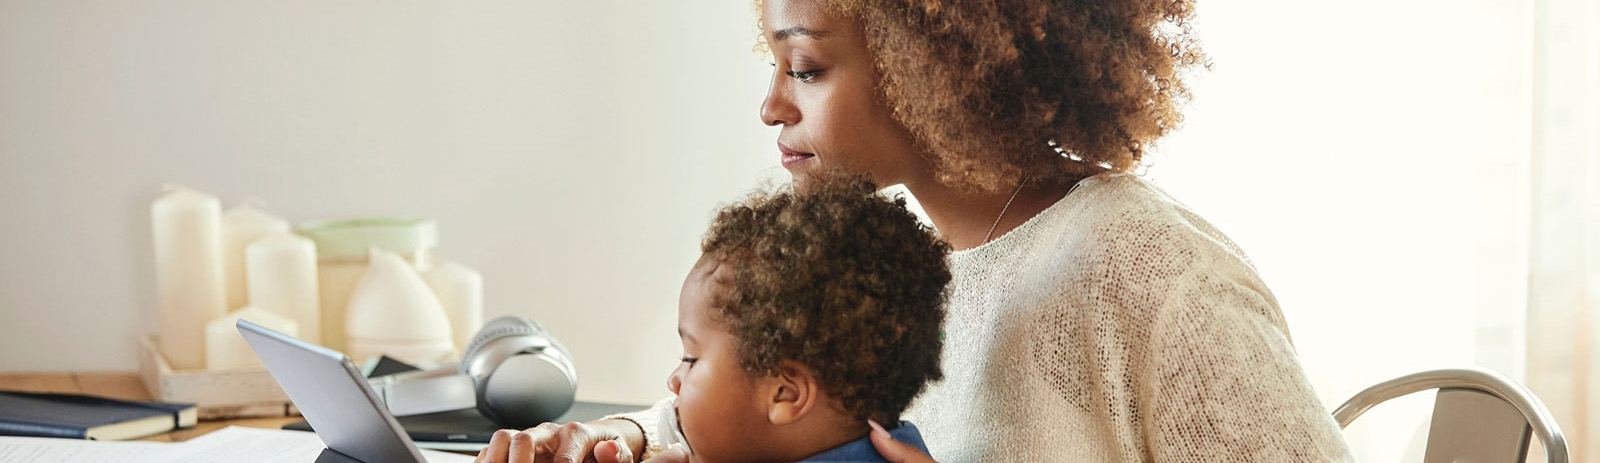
[
  {"xmin": 0, "ymin": 436, "xmax": 170, "ymax": 463},
  {"xmin": 0, "ymin": 426, "xmax": 476, "ymax": 463}
]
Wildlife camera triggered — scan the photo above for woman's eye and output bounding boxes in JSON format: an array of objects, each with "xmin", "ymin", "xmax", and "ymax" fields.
[{"xmin": 785, "ymin": 69, "xmax": 821, "ymax": 83}]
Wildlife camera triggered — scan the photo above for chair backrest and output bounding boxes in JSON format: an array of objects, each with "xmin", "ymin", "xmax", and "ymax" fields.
[
  {"xmin": 1332, "ymin": 368, "xmax": 1568, "ymax": 463},
  {"xmin": 1424, "ymin": 388, "xmax": 1532, "ymax": 463}
]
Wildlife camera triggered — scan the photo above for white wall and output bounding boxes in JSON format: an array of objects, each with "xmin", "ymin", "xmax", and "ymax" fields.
[
  {"xmin": 0, "ymin": 0, "xmax": 780, "ymax": 405},
  {"xmin": 1153, "ymin": 0, "xmax": 1534, "ymax": 460}
]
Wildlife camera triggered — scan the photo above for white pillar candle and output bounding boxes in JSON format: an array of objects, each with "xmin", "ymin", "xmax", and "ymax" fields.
[
  {"xmin": 314, "ymin": 262, "xmax": 367, "ymax": 353},
  {"xmin": 222, "ymin": 205, "xmax": 290, "ymax": 311},
  {"xmin": 205, "ymin": 306, "xmax": 299, "ymax": 371},
  {"xmin": 246, "ymin": 233, "xmax": 322, "ymax": 344},
  {"xmin": 424, "ymin": 261, "xmax": 484, "ymax": 353},
  {"xmin": 152, "ymin": 186, "xmax": 228, "ymax": 370}
]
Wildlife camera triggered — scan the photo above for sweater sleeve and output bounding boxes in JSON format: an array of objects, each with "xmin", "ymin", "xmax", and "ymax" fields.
[
  {"xmin": 604, "ymin": 396, "xmax": 676, "ymax": 460},
  {"xmin": 1141, "ymin": 270, "xmax": 1353, "ymax": 463}
]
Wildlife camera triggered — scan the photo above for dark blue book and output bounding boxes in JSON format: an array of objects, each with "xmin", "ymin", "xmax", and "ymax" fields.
[{"xmin": 0, "ymin": 390, "xmax": 196, "ymax": 440}]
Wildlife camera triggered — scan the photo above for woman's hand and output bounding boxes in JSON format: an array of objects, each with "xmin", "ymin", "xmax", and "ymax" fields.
[
  {"xmin": 474, "ymin": 419, "xmax": 644, "ymax": 463},
  {"xmin": 868, "ymin": 420, "xmax": 939, "ymax": 463}
]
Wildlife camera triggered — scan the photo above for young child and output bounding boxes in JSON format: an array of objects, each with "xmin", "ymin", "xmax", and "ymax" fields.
[{"xmin": 632, "ymin": 172, "xmax": 951, "ymax": 463}]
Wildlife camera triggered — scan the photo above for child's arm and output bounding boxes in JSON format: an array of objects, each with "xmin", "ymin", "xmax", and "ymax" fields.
[{"xmin": 602, "ymin": 396, "xmax": 676, "ymax": 459}]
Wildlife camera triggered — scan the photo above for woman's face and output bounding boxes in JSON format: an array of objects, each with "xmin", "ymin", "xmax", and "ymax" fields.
[{"xmin": 760, "ymin": 0, "xmax": 927, "ymax": 187}]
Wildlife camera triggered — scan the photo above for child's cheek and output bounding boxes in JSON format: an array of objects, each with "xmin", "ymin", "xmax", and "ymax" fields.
[
  {"xmin": 674, "ymin": 378, "xmax": 707, "ymax": 452},
  {"xmin": 675, "ymin": 379, "xmax": 734, "ymax": 463}
]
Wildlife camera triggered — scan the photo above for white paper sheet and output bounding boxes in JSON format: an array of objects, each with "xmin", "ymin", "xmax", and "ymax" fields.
[
  {"xmin": 168, "ymin": 426, "xmax": 476, "ymax": 463},
  {"xmin": 0, "ymin": 436, "xmax": 175, "ymax": 463},
  {"xmin": 0, "ymin": 427, "xmax": 476, "ymax": 463}
]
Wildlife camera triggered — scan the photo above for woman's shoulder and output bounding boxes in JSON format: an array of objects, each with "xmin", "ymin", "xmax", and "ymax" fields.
[
  {"xmin": 1010, "ymin": 172, "xmax": 1278, "ymax": 314},
  {"xmin": 950, "ymin": 171, "xmax": 1278, "ymax": 315},
  {"xmin": 1060, "ymin": 172, "xmax": 1255, "ymax": 271}
]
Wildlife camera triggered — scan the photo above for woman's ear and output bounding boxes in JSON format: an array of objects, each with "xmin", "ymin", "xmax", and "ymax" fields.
[{"xmin": 764, "ymin": 361, "xmax": 819, "ymax": 426}]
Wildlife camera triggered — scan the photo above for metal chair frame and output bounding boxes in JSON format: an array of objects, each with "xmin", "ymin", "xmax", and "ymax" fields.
[{"xmin": 1332, "ymin": 368, "xmax": 1569, "ymax": 463}]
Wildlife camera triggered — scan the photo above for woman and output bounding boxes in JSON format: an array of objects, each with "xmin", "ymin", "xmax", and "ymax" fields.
[{"xmin": 476, "ymin": 0, "xmax": 1353, "ymax": 462}]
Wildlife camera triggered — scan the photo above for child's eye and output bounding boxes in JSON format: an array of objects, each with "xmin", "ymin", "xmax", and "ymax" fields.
[{"xmin": 680, "ymin": 356, "xmax": 698, "ymax": 366}]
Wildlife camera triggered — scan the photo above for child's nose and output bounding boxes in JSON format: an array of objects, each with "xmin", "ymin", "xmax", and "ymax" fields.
[{"xmin": 667, "ymin": 366, "xmax": 683, "ymax": 394}]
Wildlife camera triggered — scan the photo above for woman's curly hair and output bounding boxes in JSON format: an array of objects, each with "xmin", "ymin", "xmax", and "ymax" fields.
[
  {"xmin": 765, "ymin": 0, "xmax": 1206, "ymax": 192},
  {"xmin": 701, "ymin": 170, "xmax": 951, "ymax": 423}
]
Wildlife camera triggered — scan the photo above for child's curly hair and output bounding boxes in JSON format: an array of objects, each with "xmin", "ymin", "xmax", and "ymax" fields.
[
  {"xmin": 762, "ymin": 0, "xmax": 1206, "ymax": 193},
  {"xmin": 701, "ymin": 171, "xmax": 951, "ymax": 424}
]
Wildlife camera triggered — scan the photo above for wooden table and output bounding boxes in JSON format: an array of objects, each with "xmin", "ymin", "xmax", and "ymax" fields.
[{"xmin": 0, "ymin": 371, "xmax": 302, "ymax": 443}]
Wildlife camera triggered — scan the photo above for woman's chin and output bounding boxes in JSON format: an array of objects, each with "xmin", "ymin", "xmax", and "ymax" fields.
[{"xmin": 784, "ymin": 158, "xmax": 821, "ymax": 186}]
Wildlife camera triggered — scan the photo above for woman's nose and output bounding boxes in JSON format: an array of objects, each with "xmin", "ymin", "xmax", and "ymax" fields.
[{"xmin": 761, "ymin": 72, "xmax": 799, "ymax": 127}]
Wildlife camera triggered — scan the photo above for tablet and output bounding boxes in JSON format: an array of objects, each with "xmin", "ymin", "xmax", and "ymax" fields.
[{"xmin": 238, "ymin": 319, "xmax": 430, "ymax": 463}]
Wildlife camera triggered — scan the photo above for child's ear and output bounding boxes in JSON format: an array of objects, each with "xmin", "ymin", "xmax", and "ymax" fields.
[{"xmin": 764, "ymin": 361, "xmax": 819, "ymax": 426}]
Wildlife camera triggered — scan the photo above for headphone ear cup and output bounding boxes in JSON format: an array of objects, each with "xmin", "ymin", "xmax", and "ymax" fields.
[
  {"xmin": 475, "ymin": 388, "xmax": 508, "ymax": 427},
  {"xmin": 476, "ymin": 354, "xmax": 577, "ymax": 429},
  {"xmin": 458, "ymin": 315, "xmax": 577, "ymax": 428}
]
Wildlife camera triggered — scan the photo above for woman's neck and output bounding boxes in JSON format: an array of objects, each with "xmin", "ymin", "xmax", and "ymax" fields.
[{"xmin": 902, "ymin": 176, "xmax": 1078, "ymax": 251}]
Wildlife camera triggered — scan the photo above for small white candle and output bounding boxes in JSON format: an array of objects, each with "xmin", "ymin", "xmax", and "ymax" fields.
[
  {"xmin": 222, "ymin": 205, "xmax": 290, "ymax": 311},
  {"xmin": 205, "ymin": 306, "xmax": 299, "ymax": 371},
  {"xmin": 424, "ymin": 261, "xmax": 484, "ymax": 353},
  {"xmin": 247, "ymin": 233, "xmax": 322, "ymax": 344},
  {"xmin": 152, "ymin": 186, "xmax": 228, "ymax": 370}
]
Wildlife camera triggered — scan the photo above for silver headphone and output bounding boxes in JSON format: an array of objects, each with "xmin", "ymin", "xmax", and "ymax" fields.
[
  {"xmin": 459, "ymin": 316, "xmax": 578, "ymax": 428},
  {"xmin": 367, "ymin": 316, "xmax": 578, "ymax": 429}
]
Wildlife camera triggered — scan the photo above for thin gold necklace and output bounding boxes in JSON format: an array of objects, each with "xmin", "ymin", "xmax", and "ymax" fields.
[
  {"xmin": 982, "ymin": 179, "xmax": 1027, "ymax": 245},
  {"xmin": 982, "ymin": 176, "xmax": 1091, "ymax": 245}
]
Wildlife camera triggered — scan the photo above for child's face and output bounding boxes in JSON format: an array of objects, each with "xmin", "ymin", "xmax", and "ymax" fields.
[{"xmin": 668, "ymin": 257, "xmax": 773, "ymax": 463}]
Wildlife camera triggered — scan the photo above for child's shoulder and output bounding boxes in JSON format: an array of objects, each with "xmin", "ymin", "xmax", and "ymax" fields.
[{"xmin": 799, "ymin": 421, "xmax": 929, "ymax": 463}]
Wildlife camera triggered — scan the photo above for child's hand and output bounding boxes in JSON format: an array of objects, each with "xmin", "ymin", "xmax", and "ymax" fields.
[
  {"xmin": 868, "ymin": 420, "xmax": 940, "ymax": 463},
  {"xmin": 600, "ymin": 443, "xmax": 688, "ymax": 463},
  {"xmin": 592, "ymin": 439, "xmax": 634, "ymax": 463}
]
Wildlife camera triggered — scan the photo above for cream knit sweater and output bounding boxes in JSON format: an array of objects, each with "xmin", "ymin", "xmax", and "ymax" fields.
[{"xmin": 615, "ymin": 173, "xmax": 1354, "ymax": 462}]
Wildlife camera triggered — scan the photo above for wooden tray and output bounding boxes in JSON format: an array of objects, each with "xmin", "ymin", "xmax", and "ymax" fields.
[{"xmin": 138, "ymin": 336, "xmax": 299, "ymax": 420}]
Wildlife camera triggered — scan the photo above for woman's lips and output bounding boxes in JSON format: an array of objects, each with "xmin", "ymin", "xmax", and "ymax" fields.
[
  {"xmin": 781, "ymin": 152, "xmax": 816, "ymax": 167},
  {"xmin": 778, "ymin": 143, "xmax": 816, "ymax": 168}
]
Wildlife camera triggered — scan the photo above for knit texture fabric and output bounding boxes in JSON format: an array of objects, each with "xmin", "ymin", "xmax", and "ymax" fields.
[
  {"xmin": 901, "ymin": 172, "xmax": 1352, "ymax": 462},
  {"xmin": 606, "ymin": 397, "xmax": 674, "ymax": 460},
  {"xmin": 619, "ymin": 172, "xmax": 1353, "ymax": 462}
]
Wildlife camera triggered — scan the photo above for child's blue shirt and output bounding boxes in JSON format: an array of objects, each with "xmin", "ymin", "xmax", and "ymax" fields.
[{"xmin": 797, "ymin": 421, "xmax": 929, "ymax": 463}]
